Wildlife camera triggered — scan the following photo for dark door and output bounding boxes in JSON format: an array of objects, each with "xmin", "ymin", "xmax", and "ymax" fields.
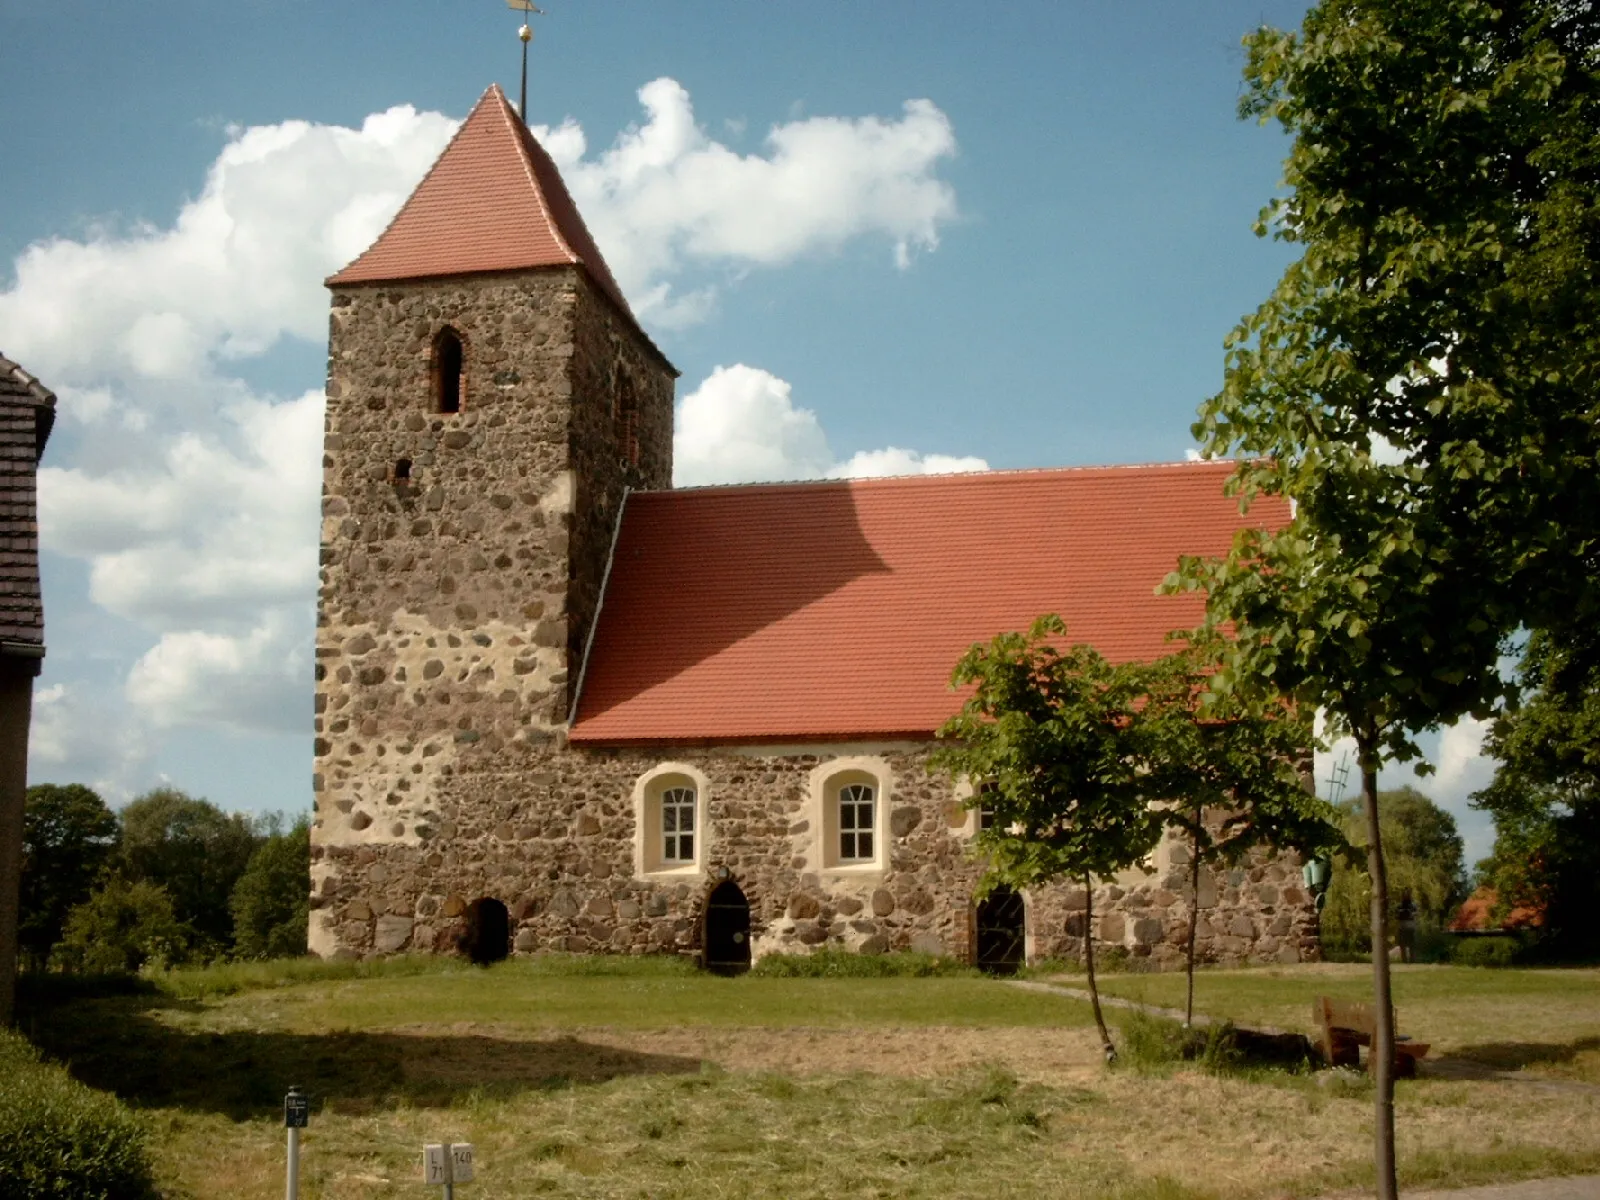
[
  {"xmin": 702, "ymin": 880, "xmax": 752, "ymax": 975},
  {"xmin": 464, "ymin": 897, "xmax": 510, "ymax": 965},
  {"xmin": 974, "ymin": 886, "xmax": 1026, "ymax": 975}
]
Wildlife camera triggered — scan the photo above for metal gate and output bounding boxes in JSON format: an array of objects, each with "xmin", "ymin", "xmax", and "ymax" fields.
[
  {"xmin": 702, "ymin": 880, "xmax": 752, "ymax": 975},
  {"xmin": 974, "ymin": 886, "xmax": 1026, "ymax": 975}
]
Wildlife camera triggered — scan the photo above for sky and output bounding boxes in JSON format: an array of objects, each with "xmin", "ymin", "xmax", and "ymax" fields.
[{"xmin": 0, "ymin": 1, "xmax": 1500, "ymax": 860}]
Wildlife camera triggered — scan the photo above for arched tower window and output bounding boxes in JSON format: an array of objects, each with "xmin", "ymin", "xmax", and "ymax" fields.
[
  {"xmin": 433, "ymin": 327, "xmax": 464, "ymax": 414},
  {"xmin": 614, "ymin": 373, "xmax": 639, "ymax": 467}
]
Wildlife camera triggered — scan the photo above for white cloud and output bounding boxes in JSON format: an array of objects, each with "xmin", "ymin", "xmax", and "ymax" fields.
[
  {"xmin": 127, "ymin": 612, "xmax": 308, "ymax": 735},
  {"xmin": 27, "ymin": 683, "xmax": 151, "ymax": 801},
  {"xmin": 536, "ymin": 79, "xmax": 959, "ymax": 327},
  {"xmin": 674, "ymin": 364, "xmax": 987, "ymax": 487}
]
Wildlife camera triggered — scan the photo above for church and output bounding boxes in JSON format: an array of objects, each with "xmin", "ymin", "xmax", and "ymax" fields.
[{"xmin": 309, "ymin": 84, "xmax": 1319, "ymax": 971}]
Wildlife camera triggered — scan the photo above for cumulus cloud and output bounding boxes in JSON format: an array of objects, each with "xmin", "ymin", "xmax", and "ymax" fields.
[
  {"xmin": 536, "ymin": 79, "xmax": 959, "ymax": 327},
  {"xmin": 674, "ymin": 364, "xmax": 987, "ymax": 486},
  {"xmin": 127, "ymin": 612, "xmax": 309, "ymax": 735},
  {"xmin": 27, "ymin": 683, "xmax": 152, "ymax": 801}
]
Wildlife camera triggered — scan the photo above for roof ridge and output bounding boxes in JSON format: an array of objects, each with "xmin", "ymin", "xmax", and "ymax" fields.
[
  {"xmin": 492, "ymin": 85, "xmax": 580, "ymax": 268},
  {"xmin": 0, "ymin": 352, "xmax": 57, "ymax": 406},
  {"xmin": 644, "ymin": 459, "xmax": 1242, "ymax": 500}
]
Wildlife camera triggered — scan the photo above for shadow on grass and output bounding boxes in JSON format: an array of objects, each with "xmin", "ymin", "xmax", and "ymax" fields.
[
  {"xmin": 16, "ymin": 989, "xmax": 705, "ymax": 1122},
  {"xmin": 1450, "ymin": 1035, "xmax": 1600, "ymax": 1073}
]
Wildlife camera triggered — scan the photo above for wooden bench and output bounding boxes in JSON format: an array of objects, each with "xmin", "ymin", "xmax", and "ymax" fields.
[{"xmin": 1313, "ymin": 996, "xmax": 1431, "ymax": 1078}]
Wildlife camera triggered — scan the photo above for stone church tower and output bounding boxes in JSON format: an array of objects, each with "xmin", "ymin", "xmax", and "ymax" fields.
[{"xmin": 310, "ymin": 84, "xmax": 676, "ymax": 957}]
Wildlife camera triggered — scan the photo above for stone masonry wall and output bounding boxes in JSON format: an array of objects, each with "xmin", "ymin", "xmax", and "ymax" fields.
[
  {"xmin": 309, "ymin": 738, "xmax": 1320, "ymax": 968},
  {"xmin": 313, "ymin": 268, "xmax": 674, "ymax": 892}
]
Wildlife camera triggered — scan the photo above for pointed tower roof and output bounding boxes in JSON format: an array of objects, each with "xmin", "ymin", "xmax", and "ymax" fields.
[{"xmin": 328, "ymin": 84, "xmax": 633, "ymax": 322}]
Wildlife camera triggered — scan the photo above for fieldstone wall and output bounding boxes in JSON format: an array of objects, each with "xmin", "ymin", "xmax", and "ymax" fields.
[
  {"xmin": 313, "ymin": 268, "xmax": 673, "ymax": 895},
  {"xmin": 308, "ymin": 737, "xmax": 1319, "ymax": 968}
]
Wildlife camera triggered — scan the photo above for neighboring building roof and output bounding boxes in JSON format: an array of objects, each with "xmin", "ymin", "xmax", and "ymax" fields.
[
  {"xmin": 571, "ymin": 460, "xmax": 1290, "ymax": 745},
  {"xmin": 0, "ymin": 353, "xmax": 56, "ymax": 651},
  {"xmin": 327, "ymin": 84, "xmax": 633, "ymax": 324}
]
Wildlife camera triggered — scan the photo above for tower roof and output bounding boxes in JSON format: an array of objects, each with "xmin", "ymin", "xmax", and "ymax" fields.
[{"xmin": 327, "ymin": 84, "xmax": 633, "ymax": 322}]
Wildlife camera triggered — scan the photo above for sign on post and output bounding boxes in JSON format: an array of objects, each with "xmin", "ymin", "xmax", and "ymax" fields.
[
  {"xmin": 284, "ymin": 1088, "xmax": 309, "ymax": 1129},
  {"xmin": 424, "ymin": 1143, "xmax": 474, "ymax": 1190}
]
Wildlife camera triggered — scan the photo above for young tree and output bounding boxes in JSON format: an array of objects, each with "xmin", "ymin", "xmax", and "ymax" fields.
[
  {"xmin": 1176, "ymin": 4, "xmax": 1599, "ymax": 1193},
  {"xmin": 931, "ymin": 615, "xmax": 1162, "ymax": 1061},
  {"xmin": 118, "ymin": 789, "xmax": 262, "ymax": 959},
  {"xmin": 19, "ymin": 784, "xmax": 120, "ymax": 972},
  {"xmin": 1140, "ymin": 642, "xmax": 1341, "ymax": 1025},
  {"xmin": 229, "ymin": 816, "xmax": 311, "ymax": 960}
]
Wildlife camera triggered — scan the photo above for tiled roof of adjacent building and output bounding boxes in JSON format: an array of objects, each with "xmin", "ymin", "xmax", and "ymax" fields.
[
  {"xmin": 0, "ymin": 353, "xmax": 56, "ymax": 650},
  {"xmin": 570, "ymin": 460, "xmax": 1289, "ymax": 745},
  {"xmin": 326, "ymin": 83, "xmax": 633, "ymax": 324}
]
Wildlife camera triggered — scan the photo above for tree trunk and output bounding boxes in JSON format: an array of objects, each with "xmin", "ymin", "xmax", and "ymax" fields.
[
  {"xmin": 1185, "ymin": 813, "xmax": 1202, "ymax": 1028},
  {"xmin": 1358, "ymin": 726, "xmax": 1398, "ymax": 1200},
  {"xmin": 1083, "ymin": 872, "xmax": 1115, "ymax": 1061}
]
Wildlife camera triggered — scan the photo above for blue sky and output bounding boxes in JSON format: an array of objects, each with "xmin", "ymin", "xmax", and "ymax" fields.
[{"xmin": 0, "ymin": 1, "xmax": 1499, "ymax": 858}]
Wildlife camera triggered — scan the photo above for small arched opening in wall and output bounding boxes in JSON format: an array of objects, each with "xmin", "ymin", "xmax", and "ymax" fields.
[
  {"xmin": 701, "ymin": 879, "xmax": 751, "ymax": 975},
  {"xmin": 613, "ymin": 371, "xmax": 639, "ymax": 467},
  {"xmin": 462, "ymin": 897, "xmax": 510, "ymax": 965},
  {"xmin": 973, "ymin": 886, "xmax": 1026, "ymax": 975},
  {"xmin": 433, "ymin": 326, "xmax": 464, "ymax": 414}
]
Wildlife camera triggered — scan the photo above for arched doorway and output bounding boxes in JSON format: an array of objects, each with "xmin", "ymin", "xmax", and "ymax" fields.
[
  {"xmin": 702, "ymin": 880, "xmax": 752, "ymax": 975},
  {"xmin": 463, "ymin": 897, "xmax": 510, "ymax": 965},
  {"xmin": 974, "ymin": 886, "xmax": 1026, "ymax": 975}
]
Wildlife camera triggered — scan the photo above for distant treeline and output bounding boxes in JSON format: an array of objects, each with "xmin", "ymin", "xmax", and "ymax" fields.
[{"xmin": 19, "ymin": 784, "xmax": 309, "ymax": 973}]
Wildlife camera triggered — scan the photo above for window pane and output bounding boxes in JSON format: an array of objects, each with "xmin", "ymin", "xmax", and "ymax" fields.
[
  {"xmin": 681, "ymin": 833, "xmax": 693, "ymax": 861},
  {"xmin": 858, "ymin": 832, "xmax": 873, "ymax": 859},
  {"xmin": 663, "ymin": 806, "xmax": 677, "ymax": 833}
]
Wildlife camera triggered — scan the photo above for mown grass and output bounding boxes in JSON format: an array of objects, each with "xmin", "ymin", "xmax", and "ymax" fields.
[
  {"xmin": 15, "ymin": 958, "xmax": 1600, "ymax": 1199},
  {"xmin": 1087, "ymin": 961, "xmax": 1600, "ymax": 1082}
]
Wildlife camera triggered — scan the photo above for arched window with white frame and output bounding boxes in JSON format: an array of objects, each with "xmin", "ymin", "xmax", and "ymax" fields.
[
  {"xmin": 633, "ymin": 764, "xmax": 710, "ymax": 879},
  {"xmin": 807, "ymin": 760, "xmax": 890, "ymax": 873},
  {"xmin": 838, "ymin": 781, "xmax": 876, "ymax": 862}
]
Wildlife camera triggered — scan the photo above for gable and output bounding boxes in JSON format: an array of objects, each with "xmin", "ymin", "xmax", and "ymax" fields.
[
  {"xmin": 570, "ymin": 461, "xmax": 1289, "ymax": 745},
  {"xmin": 0, "ymin": 354, "xmax": 56, "ymax": 650}
]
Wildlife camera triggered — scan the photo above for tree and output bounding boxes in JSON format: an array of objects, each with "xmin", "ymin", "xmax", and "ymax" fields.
[
  {"xmin": 931, "ymin": 615, "xmax": 1162, "ymax": 1061},
  {"xmin": 1175, "ymin": 4, "xmax": 1599, "ymax": 1193},
  {"xmin": 1140, "ymin": 641, "xmax": 1342, "ymax": 1024},
  {"xmin": 18, "ymin": 784, "xmax": 119, "ymax": 972},
  {"xmin": 1317, "ymin": 787, "xmax": 1468, "ymax": 958},
  {"xmin": 1473, "ymin": 628, "xmax": 1600, "ymax": 957},
  {"xmin": 229, "ymin": 816, "xmax": 311, "ymax": 960},
  {"xmin": 53, "ymin": 878, "xmax": 191, "ymax": 975},
  {"xmin": 117, "ymin": 789, "xmax": 261, "ymax": 959}
]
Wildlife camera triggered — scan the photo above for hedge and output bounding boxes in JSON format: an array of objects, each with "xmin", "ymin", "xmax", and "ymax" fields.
[{"xmin": 0, "ymin": 1029, "xmax": 155, "ymax": 1199}]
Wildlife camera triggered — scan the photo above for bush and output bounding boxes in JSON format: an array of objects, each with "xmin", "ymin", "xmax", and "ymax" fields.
[
  {"xmin": 0, "ymin": 1030, "xmax": 155, "ymax": 1199},
  {"xmin": 53, "ymin": 878, "xmax": 192, "ymax": 974},
  {"xmin": 750, "ymin": 949, "xmax": 978, "ymax": 978},
  {"xmin": 1448, "ymin": 935, "xmax": 1523, "ymax": 968}
]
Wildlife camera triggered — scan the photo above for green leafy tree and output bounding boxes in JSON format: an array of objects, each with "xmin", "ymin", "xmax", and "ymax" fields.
[
  {"xmin": 53, "ymin": 879, "xmax": 191, "ymax": 975},
  {"xmin": 18, "ymin": 785, "xmax": 120, "ymax": 972},
  {"xmin": 229, "ymin": 816, "xmax": 311, "ymax": 960},
  {"xmin": 117, "ymin": 789, "xmax": 262, "ymax": 959},
  {"xmin": 931, "ymin": 615, "xmax": 1162, "ymax": 1060},
  {"xmin": 1473, "ymin": 628, "xmax": 1600, "ymax": 956},
  {"xmin": 1174, "ymin": 3, "xmax": 1599, "ymax": 1192},
  {"xmin": 1140, "ymin": 640, "xmax": 1342, "ymax": 1024},
  {"xmin": 1317, "ymin": 787, "xmax": 1468, "ymax": 958}
]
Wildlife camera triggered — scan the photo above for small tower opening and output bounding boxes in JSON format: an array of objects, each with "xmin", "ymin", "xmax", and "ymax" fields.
[
  {"xmin": 462, "ymin": 897, "xmax": 510, "ymax": 965},
  {"xmin": 614, "ymin": 373, "xmax": 639, "ymax": 467},
  {"xmin": 433, "ymin": 327, "xmax": 464, "ymax": 414},
  {"xmin": 393, "ymin": 458, "xmax": 412, "ymax": 483}
]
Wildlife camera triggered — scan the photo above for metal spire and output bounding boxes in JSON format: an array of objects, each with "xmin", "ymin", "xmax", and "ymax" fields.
[{"xmin": 505, "ymin": 0, "xmax": 544, "ymax": 122}]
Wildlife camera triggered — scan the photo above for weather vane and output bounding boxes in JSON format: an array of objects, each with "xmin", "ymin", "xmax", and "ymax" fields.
[{"xmin": 505, "ymin": 0, "xmax": 545, "ymax": 122}]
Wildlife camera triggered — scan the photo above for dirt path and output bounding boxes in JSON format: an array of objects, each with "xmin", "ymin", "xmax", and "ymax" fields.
[{"xmin": 388, "ymin": 1021, "xmax": 1106, "ymax": 1087}]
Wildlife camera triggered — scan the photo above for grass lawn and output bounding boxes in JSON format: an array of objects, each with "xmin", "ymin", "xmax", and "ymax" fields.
[
  {"xmin": 17, "ymin": 957, "xmax": 1600, "ymax": 1199},
  {"xmin": 1087, "ymin": 961, "xmax": 1600, "ymax": 1083}
]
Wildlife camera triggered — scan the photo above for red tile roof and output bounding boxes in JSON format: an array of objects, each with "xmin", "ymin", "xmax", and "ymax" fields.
[
  {"xmin": 0, "ymin": 353, "xmax": 55, "ymax": 650},
  {"xmin": 570, "ymin": 461, "xmax": 1289, "ymax": 745},
  {"xmin": 327, "ymin": 84, "xmax": 632, "ymax": 321}
]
